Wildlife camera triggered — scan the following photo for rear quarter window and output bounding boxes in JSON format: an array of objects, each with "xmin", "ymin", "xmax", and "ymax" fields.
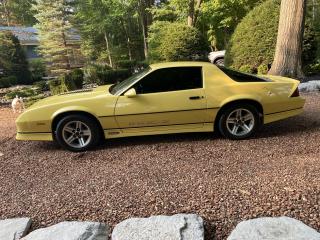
[{"xmin": 218, "ymin": 66, "xmax": 271, "ymax": 82}]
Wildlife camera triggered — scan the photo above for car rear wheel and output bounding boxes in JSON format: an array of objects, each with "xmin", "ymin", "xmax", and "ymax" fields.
[
  {"xmin": 218, "ymin": 105, "xmax": 259, "ymax": 140},
  {"xmin": 55, "ymin": 115, "xmax": 101, "ymax": 151}
]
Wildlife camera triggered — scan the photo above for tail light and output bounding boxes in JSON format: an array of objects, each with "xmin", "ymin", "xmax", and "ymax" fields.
[{"xmin": 291, "ymin": 87, "xmax": 300, "ymax": 97}]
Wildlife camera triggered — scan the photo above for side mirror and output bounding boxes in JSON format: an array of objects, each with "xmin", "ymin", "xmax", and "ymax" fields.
[{"xmin": 124, "ymin": 88, "xmax": 137, "ymax": 98}]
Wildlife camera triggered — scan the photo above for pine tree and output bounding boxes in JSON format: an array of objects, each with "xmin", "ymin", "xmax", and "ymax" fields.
[{"xmin": 33, "ymin": 0, "xmax": 72, "ymax": 76}]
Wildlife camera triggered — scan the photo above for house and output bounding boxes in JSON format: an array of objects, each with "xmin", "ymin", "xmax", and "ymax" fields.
[{"xmin": 0, "ymin": 26, "xmax": 85, "ymax": 68}]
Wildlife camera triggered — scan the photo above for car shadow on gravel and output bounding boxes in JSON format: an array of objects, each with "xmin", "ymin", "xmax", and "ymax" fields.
[
  {"xmin": 255, "ymin": 114, "xmax": 320, "ymax": 139},
  {"xmin": 36, "ymin": 112, "xmax": 319, "ymax": 152}
]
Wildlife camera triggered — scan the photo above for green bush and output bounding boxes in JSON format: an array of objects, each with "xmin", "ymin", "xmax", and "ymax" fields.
[
  {"xmin": 148, "ymin": 21, "xmax": 209, "ymax": 61},
  {"xmin": 48, "ymin": 78, "xmax": 67, "ymax": 95},
  {"xmin": 84, "ymin": 64, "xmax": 131, "ymax": 85},
  {"xmin": 0, "ymin": 76, "xmax": 17, "ymax": 88},
  {"xmin": 48, "ymin": 69, "xmax": 84, "ymax": 95},
  {"xmin": 33, "ymin": 80, "xmax": 49, "ymax": 92},
  {"xmin": 97, "ymin": 69, "xmax": 131, "ymax": 85},
  {"xmin": 0, "ymin": 31, "xmax": 31, "ymax": 84},
  {"xmin": 5, "ymin": 87, "xmax": 37, "ymax": 99},
  {"xmin": 225, "ymin": 0, "xmax": 319, "ymax": 72},
  {"xmin": 30, "ymin": 59, "xmax": 46, "ymax": 83},
  {"xmin": 68, "ymin": 68, "xmax": 84, "ymax": 89},
  {"xmin": 116, "ymin": 60, "xmax": 137, "ymax": 70},
  {"xmin": 239, "ymin": 65, "xmax": 254, "ymax": 74},
  {"xmin": 257, "ymin": 64, "xmax": 269, "ymax": 75}
]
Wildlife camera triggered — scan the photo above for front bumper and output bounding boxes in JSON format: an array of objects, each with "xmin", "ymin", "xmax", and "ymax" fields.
[{"xmin": 16, "ymin": 132, "xmax": 53, "ymax": 141}]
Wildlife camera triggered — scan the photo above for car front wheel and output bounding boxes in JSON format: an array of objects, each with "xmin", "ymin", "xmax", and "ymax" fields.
[
  {"xmin": 55, "ymin": 115, "xmax": 101, "ymax": 151},
  {"xmin": 218, "ymin": 105, "xmax": 259, "ymax": 140}
]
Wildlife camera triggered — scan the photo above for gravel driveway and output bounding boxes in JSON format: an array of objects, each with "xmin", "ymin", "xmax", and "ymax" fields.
[{"xmin": 0, "ymin": 93, "xmax": 319, "ymax": 239}]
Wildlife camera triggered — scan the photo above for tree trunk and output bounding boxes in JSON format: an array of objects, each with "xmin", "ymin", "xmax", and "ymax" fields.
[
  {"xmin": 104, "ymin": 32, "xmax": 113, "ymax": 68},
  {"xmin": 187, "ymin": 0, "xmax": 195, "ymax": 27},
  {"xmin": 62, "ymin": 31, "xmax": 71, "ymax": 70},
  {"xmin": 3, "ymin": 0, "xmax": 11, "ymax": 26},
  {"xmin": 139, "ymin": 9, "xmax": 148, "ymax": 59},
  {"xmin": 121, "ymin": 20, "xmax": 132, "ymax": 61},
  {"xmin": 193, "ymin": 0, "xmax": 202, "ymax": 27},
  {"xmin": 268, "ymin": 0, "xmax": 307, "ymax": 78}
]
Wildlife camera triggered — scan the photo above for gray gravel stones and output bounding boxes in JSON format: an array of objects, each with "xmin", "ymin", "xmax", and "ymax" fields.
[
  {"xmin": 0, "ymin": 218, "xmax": 32, "ymax": 240},
  {"xmin": 227, "ymin": 216, "xmax": 320, "ymax": 240},
  {"xmin": 112, "ymin": 214, "xmax": 204, "ymax": 240},
  {"xmin": 22, "ymin": 221, "xmax": 108, "ymax": 240}
]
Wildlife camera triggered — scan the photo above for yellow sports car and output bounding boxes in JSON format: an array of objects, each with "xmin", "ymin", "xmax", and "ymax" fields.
[{"xmin": 16, "ymin": 62, "xmax": 305, "ymax": 151}]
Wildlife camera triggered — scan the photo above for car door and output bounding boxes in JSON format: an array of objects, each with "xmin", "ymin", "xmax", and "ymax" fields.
[{"xmin": 114, "ymin": 67, "xmax": 207, "ymax": 133}]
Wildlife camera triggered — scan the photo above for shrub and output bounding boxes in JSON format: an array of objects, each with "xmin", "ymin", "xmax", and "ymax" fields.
[
  {"xmin": 48, "ymin": 78, "xmax": 67, "ymax": 95},
  {"xmin": 5, "ymin": 87, "xmax": 37, "ymax": 99},
  {"xmin": 148, "ymin": 22, "xmax": 209, "ymax": 61},
  {"xmin": 116, "ymin": 60, "xmax": 137, "ymax": 70},
  {"xmin": 0, "ymin": 76, "xmax": 17, "ymax": 88},
  {"xmin": 0, "ymin": 31, "xmax": 31, "ymax": 84},
  {"xmin": 239, "ymin": 65, "xmax": 254, "ymax": 74},
  {"xmin": 69, "ymin": 69, "xmax": 84, "ymax": 89},
  {"xmin": 33, "ymin": 80, "xmax": 49, "ymax": 92},
  {"xmin": 225, "ymin": 0, "xmax": 318, "ymax": 72},
  {"xmin": 84, "ymin": 64, "xmax": 131, "ymax": 85},
  {"xmin": 97, "ymin": 69, "xmax": 131, "ymax": 85},
  {"xmin": 48, "ymin": 69, "xmax": 84, "ymax": 95},
  {"xmin": 257, "ymin": 64, "xmax": 269, "ymax": 75},
  {"xmin": 30, "ymin": 59, "xmax": 46, "ymax": 83}
]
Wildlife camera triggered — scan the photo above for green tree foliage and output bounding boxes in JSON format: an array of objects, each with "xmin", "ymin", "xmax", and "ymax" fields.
[
  {"xmin": 74, "ymin": 0, "xmax": 145, "ymax": 66},
  {"xmin": 29, "ymin": 58, "xmax": 46, "ymax": 82},
  {"xmin": 33, "ymin": 0, "xmax": 73, "ymax": 76},
  {"xmin": 0, "ymin": 0, "xmax": 37, "ymax": 26},
  {"xmin": 148, "ymin": 22, "xmax": 208, "ymax": 61},
  {"xmin": 225, "ymin": 0, "xmax": 319, "ymax": 72},
  {"xmin": 199, "ymin": 0, "xmax": 262, "ymax": 50},
  {"xmin": 0, "ymin": 31, "xmax": 31, "ymax": 85}
]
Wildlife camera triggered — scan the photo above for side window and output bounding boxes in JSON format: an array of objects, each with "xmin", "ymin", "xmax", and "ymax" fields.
[{"xmin": 134, "ymin": 67, "xmax": 202, "ymax": 94}]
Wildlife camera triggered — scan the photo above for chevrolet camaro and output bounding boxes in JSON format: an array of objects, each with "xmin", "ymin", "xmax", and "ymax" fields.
[{"xmin": 16, "ymin": 62, "xmax": 305, "ymax": 151}]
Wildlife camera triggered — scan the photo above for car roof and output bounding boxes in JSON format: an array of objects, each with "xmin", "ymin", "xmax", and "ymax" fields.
[{"xmin": 149, "ymin": 61, "xmax": 214, "ymax": 70}]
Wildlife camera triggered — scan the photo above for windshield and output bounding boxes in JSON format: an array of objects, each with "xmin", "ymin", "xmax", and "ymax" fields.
[{"xmin": 110, "ymin": 67, "xmax": 151, "ymax": 95}]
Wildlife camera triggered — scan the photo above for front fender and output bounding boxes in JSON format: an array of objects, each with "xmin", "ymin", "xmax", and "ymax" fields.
[{"xmin": 51, "ymin": 106, "xmax": 99, "ymax": 121}]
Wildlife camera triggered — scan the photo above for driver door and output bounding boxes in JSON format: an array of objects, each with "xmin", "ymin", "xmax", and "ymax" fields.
[{"xmin": 114, "ymin": 67, "xmax": 207, "ymax": 133}]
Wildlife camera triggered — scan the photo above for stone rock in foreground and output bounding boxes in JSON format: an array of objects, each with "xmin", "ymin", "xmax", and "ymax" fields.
[
  {"xmin": 22, "ymin": 221, "xmax": 108, "ymax": 240},
  {"xmin": 227, "ymin": 216, "xmax": 320, "ymax": 240},
  {"xmin": 0, "ymin": 218, "xmax": 32, "ymax": 240},
  {"xmin": 112, "ymin": 214, "xmax": 204, "ymax": 240}
]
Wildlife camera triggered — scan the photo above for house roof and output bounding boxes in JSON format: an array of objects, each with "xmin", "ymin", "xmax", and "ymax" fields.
[{"xmin": 0, "ymin": 26, "xmax": 81, "ymax": 46}]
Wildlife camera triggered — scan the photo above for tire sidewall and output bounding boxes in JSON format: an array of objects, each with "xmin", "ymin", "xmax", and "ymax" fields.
[
  {"xmin": 218, "ymin": 104, "xmax": 259, "ymax": 140},
  {"xmin": 55, "ymin": 115, "xmax": 100, "ymax": 151}
]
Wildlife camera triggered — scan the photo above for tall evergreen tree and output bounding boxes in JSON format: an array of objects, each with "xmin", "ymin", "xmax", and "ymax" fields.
[
  {"xmin": 33, "ymin": 0, "xmax": 73, "ymax": 76},
  {"xmin": 0, "ymin": 31, "xmax": 31, "ymax": 84}
]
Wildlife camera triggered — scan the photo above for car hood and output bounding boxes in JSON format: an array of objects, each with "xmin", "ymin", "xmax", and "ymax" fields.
[{"xmin": 28, "ymin": 85, "xmax": 113, "ymax": 110}]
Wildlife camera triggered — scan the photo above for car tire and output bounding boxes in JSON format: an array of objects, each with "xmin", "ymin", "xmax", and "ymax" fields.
[
  {"xmin": 218, "ymin": 104, "xmax": 259, "ymax": 140},
  {"xmin": 215, "ymin": 58, "xmax": 225, "ymax": 66},
  {"xmin": 55, "ymin": 114, "xmax": 101, "ymax": 152}
]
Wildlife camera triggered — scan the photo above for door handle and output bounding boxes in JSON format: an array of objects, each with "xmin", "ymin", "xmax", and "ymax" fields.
[{"xmin": 189, "ymin": 96, "xmax": 203, "ymax": 100}]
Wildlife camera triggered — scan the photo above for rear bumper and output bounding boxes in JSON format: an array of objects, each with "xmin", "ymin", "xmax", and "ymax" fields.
[
  {"xmin": 16, "ymin": 132, "xmax": 53, "ymax": 141},
  {"xmin": 264, "ymin": 107, "xmax": 304, "ymax": 124}
]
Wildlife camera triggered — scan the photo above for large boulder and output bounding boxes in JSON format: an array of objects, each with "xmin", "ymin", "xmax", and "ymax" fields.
[
  {"xmin": 0, "ymin": 218, "xmax": 32, "ymax": 240},
  {"xmin": 227, "ymin": 216, "xmax": 320, "ymax": 240},
  {"xmin": 112, "ymin": 214, "xmax": 204, "ymax": 240},
  {"xmin": 22, "ymin": 221, "xmax": 108, "ymax": 240}
]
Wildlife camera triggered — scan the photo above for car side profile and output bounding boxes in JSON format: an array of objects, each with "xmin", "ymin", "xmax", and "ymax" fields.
[{"xmin": 16, "ymin": 62, "xmax": 305, "ymax": 151}]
